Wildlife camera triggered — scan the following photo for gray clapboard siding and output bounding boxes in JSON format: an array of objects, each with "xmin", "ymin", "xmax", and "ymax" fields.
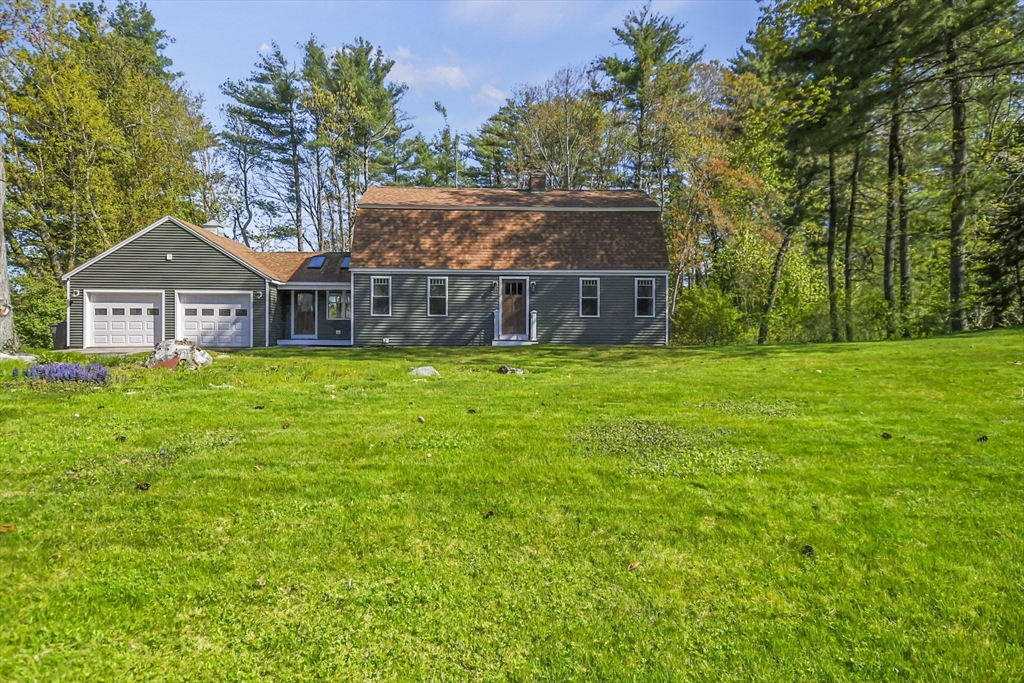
[
  {"xmin": 352, "ymin": 272, "xmax": 666, "ymax": 346},
  {"xmin": 67, "ymin": 219, "xmax": 268, "ymax": 347}
]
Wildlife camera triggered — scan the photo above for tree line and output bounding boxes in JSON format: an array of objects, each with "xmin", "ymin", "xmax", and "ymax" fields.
[{"xmin": 1, "ymin": 0, "xmax": 1022, "ymax": 350}]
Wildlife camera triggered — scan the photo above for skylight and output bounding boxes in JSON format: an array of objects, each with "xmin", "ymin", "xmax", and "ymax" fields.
[
  {"xmin": 307, "ymin": 255, "xmax": 326, "ymax": 269},
  {"xmin": 340, "ymin": 256, "xmax": 351, "ymax": 269}
]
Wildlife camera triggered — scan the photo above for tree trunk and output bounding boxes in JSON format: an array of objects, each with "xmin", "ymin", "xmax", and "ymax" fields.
[
  {"xmin": 0, "ymin": 151, "xmax": 19, "ymax": 353},
  {"xmin": 290, "ymin": 106, "xmax": 304, "ymax": 252},
  {"xmin": 884, "ymin": 96, "xmax": 901, "ymax": 336},
  {"xmin": 947, "ymin": 21, "xmax": 968, "ymax": 331},
  {"xmin": 844, "ymin": 147, "xmax": 860, "ymax": 342},
  {"xmin": 827, "ymin": 148, "xmax": 840, "ymax": 342},
  {"xmin": 758, "ymin": 226, "xmax": 796, "ymax": 345},
  {"xmin": 898, "ymin": 136, "xmax": 911, "ymax": 336}
]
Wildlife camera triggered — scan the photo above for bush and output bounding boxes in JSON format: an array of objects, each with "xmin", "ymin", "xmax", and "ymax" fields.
[
  {"xmin": 21, "ymin": 362, "xmax": 108, "ymax": 384},
  {"xmin": 12, "ymin": 275, "xmax": 67, "ymax": 348},
  {"xmin": 673, "ymin": 286, "xmax": 749, "ymax": 345}
]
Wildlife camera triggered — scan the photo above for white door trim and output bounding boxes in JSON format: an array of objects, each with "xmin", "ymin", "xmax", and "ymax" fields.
[
  {"xmin": 174, "ymin": 290, "xmax": 254, "ymax": 348},
  {"xmin": 290, "ymin": 289, "xmax": 318, "ymax": 340},
  {"xmin": 498, "ymin": 276, "xmax": 530, "ymax": 341},
  {"xmin": 84, "ymin": 289, "xmax": 165, "ymax": 348}
]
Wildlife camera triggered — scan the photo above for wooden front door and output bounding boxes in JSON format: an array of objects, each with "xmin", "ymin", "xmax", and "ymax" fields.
[
  {"xmin": 501, "ymin": 279, "xmax": 527, "ymax": 336},
  {"xmin": 294, "ymin": 291, "xmax": 315, "ymax": 337}
]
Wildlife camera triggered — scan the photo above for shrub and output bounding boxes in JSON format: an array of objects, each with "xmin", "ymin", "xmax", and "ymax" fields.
[
  {"xmin": 22, "ymin": 362, "xmax": 108, "ymax": 384},
  {"xmin": 12, "ymin": 275, "xmax": 68, "ymax": 348}
]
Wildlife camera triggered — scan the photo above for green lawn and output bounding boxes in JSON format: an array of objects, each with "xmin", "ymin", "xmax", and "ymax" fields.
[{"xmin": 1, "ymin": 330, "xmax": 1022, "ymax": 680}]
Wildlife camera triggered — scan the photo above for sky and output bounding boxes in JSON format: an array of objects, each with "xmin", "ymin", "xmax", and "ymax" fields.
[{"xmin": 146, "ymin": 0, "xmax": 762, "ymax": 138}]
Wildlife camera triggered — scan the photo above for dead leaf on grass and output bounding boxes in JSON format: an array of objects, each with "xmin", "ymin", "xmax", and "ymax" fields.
[
  {"xmin": 0, "ymin": 524, "xmax": 14, "ymax": 533},
  {"xmin": 628, "ymin": 561, "xmax": 641, "ymax": 571}
]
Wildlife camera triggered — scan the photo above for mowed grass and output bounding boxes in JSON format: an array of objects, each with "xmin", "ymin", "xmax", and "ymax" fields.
[{"xmin": 0, "ymin": 330, "xmax": 1022, "ymax": 681}]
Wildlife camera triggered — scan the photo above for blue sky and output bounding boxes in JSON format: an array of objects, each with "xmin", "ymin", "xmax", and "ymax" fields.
[{"xmin": 147, "ymin": 0, "xmax": 761, "ymax": 137}]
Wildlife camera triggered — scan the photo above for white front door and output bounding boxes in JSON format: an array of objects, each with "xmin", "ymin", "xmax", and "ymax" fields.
[
  {"xmin": 178, "ymin": 293, "xmax": 252, "ymax": 347},
  {"xmin": 88, "ymin": 292, "xmax": 162, "ymax": 347}
]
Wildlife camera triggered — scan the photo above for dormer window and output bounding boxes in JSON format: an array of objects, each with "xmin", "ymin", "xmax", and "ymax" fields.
[{"xmin": 307, "ymin": 255, "xmax": 326, "ymax": 269}]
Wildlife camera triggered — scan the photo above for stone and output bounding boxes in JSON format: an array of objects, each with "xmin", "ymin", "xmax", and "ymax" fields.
[
  {"xmin": 145, "ymin": 339, "xmax": 212, "ymax": 370},
  {"xmin": 409, "ymin": 366, "xmax": 440, "ymax": 377},
  {"xmin": 0, "ymin": 352, "xmax": 38, "ymax": 363},
  {"xmin": 498, "ymin": 364, "xmax": 525, "ymax": 375}
]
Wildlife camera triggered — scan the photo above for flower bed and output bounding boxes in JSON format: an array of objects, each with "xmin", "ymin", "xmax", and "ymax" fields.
[{"xmin": 13, "ymin": 362, "xmax": 109, "ymax": 384}]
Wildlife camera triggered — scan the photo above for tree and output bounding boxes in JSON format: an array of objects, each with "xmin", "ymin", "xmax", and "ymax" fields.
[
  {"xmin": 596, "ymin": 1, "xmax": 701, "ymax": 191},
  {"xmin": 0, "ymin": 148, "xmax": 17, "ymax": 353}
]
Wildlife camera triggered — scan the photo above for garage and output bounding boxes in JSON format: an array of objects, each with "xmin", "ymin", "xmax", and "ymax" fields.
[
  {"xmin": 177, "ymin": 292, "xmax": 252, "ymax": 348},
  {"xmin": 87, "ymin": 292, "xmax": 163, "ymax": 347}
]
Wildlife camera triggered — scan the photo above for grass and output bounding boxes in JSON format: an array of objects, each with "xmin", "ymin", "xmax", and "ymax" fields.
[{"xmin": 0, "ymin": 329, "xmax": 1022, "ymax": 681}]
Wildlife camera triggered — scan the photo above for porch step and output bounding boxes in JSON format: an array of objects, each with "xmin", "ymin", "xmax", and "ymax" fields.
[{"xmin": 491, "ymin": 340, "xmax": 538, "ymax": 346}]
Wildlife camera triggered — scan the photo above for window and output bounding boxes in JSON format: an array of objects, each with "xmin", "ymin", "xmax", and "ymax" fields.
[
  {"xmin": 94, "ymin": 308, "xmax": 108, "ymax": 316},
  {"xmin": 219, "ymin": 309, "xmax": 231, "ymax": 316},
  {"xmin": 147, "ymin": 308, "xmax": 159, "ymax": 316},
  {"xmin": 580, "ymin": 278, "xmax": 600, "ymax": 317},
  {"xmin": 327, "ymin": 291, "xmax": 351, "ymax": 320},
  {"xmin": 112, "ymin": 308, "xmax": 125, "ymax": 316},
  {"xmin": 307, "ymin": 255, "xmax": 326, "ymax": 269},
  {"xmin": 130, "ymin": 308, "xmax": 142, "ymax": 316},
  {"xmin": 427, "ymin": 277, "xmax": 447, "ymax": 316},
  {"xmin": 235, "ymin": 309, "xmax": 248, "ymax": 317},
  {"xmin": 504, "ymin": 281, "xmax": 524, "ymax": 296},
  {"xmin": 185, "ymin": 308, "xmax": 197, "ymax": 316},
  {"xmin": 340, "ymin": 256, "xmax": 351, "ymax": 269},
  {"xmin": 635, "ymin": 278, "xmax": 655, "ymax": 317},
  {"xmin": 371, "ymin": 277, "xmax": 391, "ymax": 316},
  {"xmin": 202, "ymin": 308, "xmax": 214, "ymax": 316}
]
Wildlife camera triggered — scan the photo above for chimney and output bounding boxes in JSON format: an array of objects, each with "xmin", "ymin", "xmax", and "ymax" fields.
[
  {"xmin": 202, "ymin": 220, "xmax": 226, "ymax": 238},
  {"xmin": 529, "ymin": 172, "xmax": 546, "ymax": 193}
]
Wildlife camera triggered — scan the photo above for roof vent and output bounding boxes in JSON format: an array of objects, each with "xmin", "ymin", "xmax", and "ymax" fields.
[
  {"xmin": 529, "ymin": 172, "xmax": 546, "ymax": 193},
  {"xmin": 202, "ymin": 220, "xmax": 226, "ymax": 237}
]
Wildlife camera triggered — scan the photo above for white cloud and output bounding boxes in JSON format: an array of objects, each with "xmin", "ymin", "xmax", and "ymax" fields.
[
  {"xmin": 259, "ymin": 43, "xmax": 272, "ymax": 53},
  {"xmin": 472, "ymin": 84, "xmax": 507, "ymax": 107},
  {"xmin": 387, "ymin": 49, "xmax": 470, "ymax": 91}
]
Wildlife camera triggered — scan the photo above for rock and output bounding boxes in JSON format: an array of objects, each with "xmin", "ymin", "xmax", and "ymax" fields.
[
  {"xmin": 417, "ymin": 416, "xmax": 425, "ymax": 423},
  {"xmin": 977, "ymin": 435, "xmax": 989, "ymax": 443},
  {"xmin": 409, "ymin": 366, "xmax": 440, "ymax": 377},
  {"xmin": 146, "ymin": 339, "xmax": 212, "ymax": 370},
  {"xmin": 0, "ymin": 352, "xmax": 37, "ymax": 363},
  {"xmin": 498, "ymin": 364, "xmax": 524, "ymax": 375},
  {"xmin": 880, "ymin": 432, "xmax": 892, "ymax": 440},
  {"xmin": 801, "ymin": 544, "xmax": 814, "ymax": 558}
]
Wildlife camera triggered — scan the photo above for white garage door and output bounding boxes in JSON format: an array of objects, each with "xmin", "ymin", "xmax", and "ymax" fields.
[
  {"xmin": 178, "ymin": 293, "xmax": 251, "ymax": 348},
  {"xmin": 88, "ymin": 292, "xmax": 162, "ymax": 347}
]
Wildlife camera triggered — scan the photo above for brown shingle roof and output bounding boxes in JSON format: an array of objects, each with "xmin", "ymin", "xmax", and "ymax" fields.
[
  {"xmin": 352, "ymin": 207, "xmax": 668, "ymax": 271},
  {"xmin": 359, "ymin": 186, "xmax": 660, "ymax": 210},
  {"xmin": 280, "ymin": 252, "xmax": 352, "ymax": 283}
]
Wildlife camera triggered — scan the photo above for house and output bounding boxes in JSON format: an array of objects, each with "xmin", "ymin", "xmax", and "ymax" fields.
[{"xmin": 60, "ymin": 175, "xmax": 669, "ymax": 349}]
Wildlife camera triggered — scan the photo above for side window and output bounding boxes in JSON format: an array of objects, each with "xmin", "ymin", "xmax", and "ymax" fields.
[
  {"xmin": 635, "ymin": 278, "xmax": 655, "ymax": 317},
  {"xmin": 580, "ymin": 278, "xmax": 599, "ymax": 317},
  {"xmin": 427, "ymin": 277, "xmax": 447, "ymax": 316},
  {"xmin": 371, "ymin": 277, "xmax": 391, "ymax": 316},
  {"xmin": 327, "ymin": 291, "xmax": 351, "ymax": 320}
]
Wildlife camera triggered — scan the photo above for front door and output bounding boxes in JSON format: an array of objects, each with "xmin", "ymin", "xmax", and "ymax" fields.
[
  {"xmin": 501, "ymin": 279, "xmax": 527, "ymax": 337},
  {"xmin": 294, "ymin": 291, "xmax": 316, "ymax": 337}
]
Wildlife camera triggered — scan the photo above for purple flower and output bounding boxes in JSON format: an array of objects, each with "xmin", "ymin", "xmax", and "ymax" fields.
[{"xmin": 24, "ymin": 362, "xmax": 109, "ymax": 384}]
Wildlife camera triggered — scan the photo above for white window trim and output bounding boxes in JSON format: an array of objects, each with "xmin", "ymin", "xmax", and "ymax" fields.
[
  {"xmin": 370, "ymin": 276, "xmax": 391, "ymax": 317},
  {"xmin": 290, "ymin": 290, "xmax": 318, "ymax": 339},
  {"xmin": 579, "ymin": 277, "xmax": 600, "ymax": 317},
  {"xmin": 635, "ymin": 278, "xmax": 656, "ymax": 318},
  {"xmin": 426, "ymin": 276, "xmax": 448, "ymax": 317},
  {"xmin": 174, "ymin": 290, "xmax": 255, "ymax": 348},
  {"xmin": 326, "ymin": 290, "xmax": 351, "ymax": 321}
]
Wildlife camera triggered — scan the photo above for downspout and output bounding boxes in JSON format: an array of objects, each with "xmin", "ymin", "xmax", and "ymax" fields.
[{"xmin": 265, "ymin": 280, "xmax": 270, "ymax": 347}]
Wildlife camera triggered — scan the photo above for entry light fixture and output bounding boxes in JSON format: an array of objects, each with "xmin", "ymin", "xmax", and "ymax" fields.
[
  {"xmin": 491, "ymin": 281, "xmax": 498, "ymax": 291},
  {"xmin": 71, "ymin": 289, "xmax": 81, "ymax": 298},
  {"xmin": 530, "ymin": 281, "xmax": 537, "ymax": 293},
  {"xmin": 254, "ymin": 290, "xmax": 264, "ymax": 299}
]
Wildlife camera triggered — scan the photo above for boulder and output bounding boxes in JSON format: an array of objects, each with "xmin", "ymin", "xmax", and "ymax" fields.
[
  {"xmin": 0, "ymin": 352, "xmax": 38, "ymax": 363},
  {"xmin": 409, "ymin": 366, "xmax": 440, "ymax": 377},
  {"xmin": 146, "ymin": 339, "xmax": 212, "ymax": 370}
]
